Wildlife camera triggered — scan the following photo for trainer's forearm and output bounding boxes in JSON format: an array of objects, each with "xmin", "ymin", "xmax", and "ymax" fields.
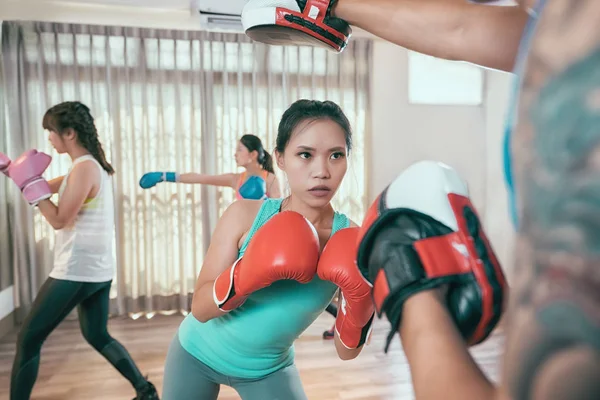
[
  {"xmin": 333, "ymin": 0, "xmax": 528, "ymax": 72},
  {"xmin": 190, "ymin": 280, "xmax": 227, "ymax": 323},
  {"xmin": 399, "ymin": 291, "xmax": 497, "ymax": 400}
]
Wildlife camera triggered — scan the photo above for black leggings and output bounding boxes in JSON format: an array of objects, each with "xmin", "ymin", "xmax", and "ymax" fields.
[
  {"xmin": 10, "ymin": 277, "xmax": 148, "ymax": 400},
  {"xmin": 325, "ymin": 302, "xmax": 338, "ymax": 317}
]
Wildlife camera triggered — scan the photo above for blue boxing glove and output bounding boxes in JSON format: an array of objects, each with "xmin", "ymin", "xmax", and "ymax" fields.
[
  {"xmin": 238, "ymin": 175, "xmax": 267, "ymax": 199},
  {"xmin": 139, "ymin": 171, "xmax": 177, "ymax": 189}
]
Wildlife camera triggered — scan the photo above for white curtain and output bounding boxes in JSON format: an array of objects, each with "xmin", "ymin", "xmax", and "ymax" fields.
[{"xmin": 1, "ymin": 21, "xmax": 372, "ymax": 319}]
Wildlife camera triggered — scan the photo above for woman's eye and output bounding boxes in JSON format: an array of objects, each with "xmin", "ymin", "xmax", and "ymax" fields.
[
  {"xmin": 331, "ymin": 152, "xmax": 345, "ymax": 160},
  {"xmin": 298, "ymin": 152, "xmax": 311, "ymax": 159}
]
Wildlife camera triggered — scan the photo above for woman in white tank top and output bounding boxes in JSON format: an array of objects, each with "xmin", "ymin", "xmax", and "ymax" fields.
[{"xmin": 9, "ymin": 101, "xmax": 159, "ymax": 400}]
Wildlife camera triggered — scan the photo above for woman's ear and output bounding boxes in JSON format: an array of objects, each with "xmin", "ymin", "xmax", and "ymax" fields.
[
  {"xmin": 64, "ymin": 128, "xmax": 77, "ymax": 141},
  {"xmin": 275, "ymin": 150, "xmax": 285, "ymax": 171}
]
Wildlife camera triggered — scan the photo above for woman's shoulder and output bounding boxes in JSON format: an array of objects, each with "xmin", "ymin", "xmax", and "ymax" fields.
[
  {"xmin": 232, "ymin": 171, "xmax": 243, "ymax": 182},
  {"xmin": 225, "ymin": 198, "xmax": 263, "ymax": 216},
  {"xmin": 222, "ymin": 199, "xmax": 264, "ymax": 230},
  {"xmin": 225, "ymin": 199, "xmax": 275, "ymax": 249},
  {"xmin": 72, "ymin": 157, "xmax": 97, "ymax": 170},
  {"xmin": 265, "ymin": 171, "xmax": 278, "ymax": 181},
  {"xmin": 67, "ymin": 158, "xmax": 101, "ymax": 180}
]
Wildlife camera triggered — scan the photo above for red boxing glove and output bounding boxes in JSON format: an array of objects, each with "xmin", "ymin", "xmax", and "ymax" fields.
[
  {"xmin": 213, "ymin": 211, "xmax": 320, "ymax": 312},
  {"xmin": 317, "ymin": 227, "xmax": 374, "ymax": 349}
]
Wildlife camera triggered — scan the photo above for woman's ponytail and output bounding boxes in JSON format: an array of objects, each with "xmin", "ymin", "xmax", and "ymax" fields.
[{"xmin": 259, "ymin": 150, "xmax": 275, "ymax": 174}]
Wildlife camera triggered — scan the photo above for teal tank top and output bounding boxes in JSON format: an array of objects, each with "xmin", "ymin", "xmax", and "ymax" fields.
[{"xmin": 177, "ymin": 198, "xmax": 350, "ymax": 379}]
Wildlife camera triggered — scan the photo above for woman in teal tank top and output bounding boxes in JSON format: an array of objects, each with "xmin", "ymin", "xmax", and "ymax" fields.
[{"xmin": 162, "ymin": 99, "xmax": 365, "ymax": 400}]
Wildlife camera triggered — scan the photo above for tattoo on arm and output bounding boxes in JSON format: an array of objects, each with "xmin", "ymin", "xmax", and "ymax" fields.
[{"xmin": 505, "ymin": 4, "xmax": 600, "ymax": 398}]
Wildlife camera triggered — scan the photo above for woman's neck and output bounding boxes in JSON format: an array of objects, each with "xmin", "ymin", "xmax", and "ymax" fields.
[
  {"xmin": 281, "ymin": 196, "xmax": 334, "ymax": 229},
  {"xmin": 244, "ymin": 163, "xmax": 263, "ymax": 175},
  {"xmin": 67, "ymin": 147, "xmax": 91, "ymax": 161}
]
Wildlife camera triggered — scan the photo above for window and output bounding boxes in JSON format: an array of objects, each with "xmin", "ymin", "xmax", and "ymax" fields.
[
  {"xmin": 9, "ymin": 22, "xmax": 371, "ymax": 310},
  {"xmin": 408, "ymin": 51, "xmax": 484, "ymax": 106}
]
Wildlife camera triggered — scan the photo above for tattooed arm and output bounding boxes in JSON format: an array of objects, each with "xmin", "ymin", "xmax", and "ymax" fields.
[
  {"xmin": 396, "ymin": 2, "xmax": 600, "ymax": 399},
  {"xmin": 501, "ymin": 1, "xmax": 600, "ymax": 398}
]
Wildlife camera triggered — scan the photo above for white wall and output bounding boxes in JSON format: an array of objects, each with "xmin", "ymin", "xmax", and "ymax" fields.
[
  {"xmin": 483, "ymin": 66, "xmax": 516, "ymax": 282},
  {"xmin": 369, "ymin": 41, "xmax": 516, "ymax": 281}
]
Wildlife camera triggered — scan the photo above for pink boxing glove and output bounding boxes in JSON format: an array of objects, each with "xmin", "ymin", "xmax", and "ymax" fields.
[
  {"xmin": 0, "ymin": 152, "xmax": 11, "ymax": 176},
  {"xmin": 7, "ymin": 150, "xmax": 53, "ymax": 206}
]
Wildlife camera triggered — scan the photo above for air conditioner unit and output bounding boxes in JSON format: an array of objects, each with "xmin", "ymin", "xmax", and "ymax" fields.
[{"xmin": 197, "ymin": 0, "xmax": 247, "ymax": 33}]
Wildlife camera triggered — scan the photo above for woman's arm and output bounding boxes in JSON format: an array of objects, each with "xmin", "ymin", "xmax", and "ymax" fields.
[
  {"xmin": 334, "ymin": 335, "xmax": 364, "ymax": 360},
  {"xmin": 178, "ymin": 172, "xmax": 238, "ymax": 188},
  {"xmin": 48, "ymin": 175, "xmax": 65, "ymax": 194},
  {"xmin": 37, "ymin": 163, "xmax": 96, "ymax": 230},
  {"xmin": 267, "ymin": 174, "xmax": 282, "ymax": 198},
  {"xmin": 191, "ymin": 200, "xmax": 258, "ymax": 322},
  {"xmin": 333, "ymin": 0, "xmax": 528, "ymax": 72}
]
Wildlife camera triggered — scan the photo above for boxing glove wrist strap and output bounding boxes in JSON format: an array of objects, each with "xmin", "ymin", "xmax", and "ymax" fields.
[
  {"xmin": 213, "ymin": 258, "xmax": 248, "ymax": 312},
  {"xmin": 335, "ymin": 309, "xmax": 374, "ymax": 349},
  {"xmin": 162, "ymin": 172, "xmax": 178, "ymax": 183},
  {"xmin": 22, "ymin": 177, "xmax": 52, "ymax": 206}
]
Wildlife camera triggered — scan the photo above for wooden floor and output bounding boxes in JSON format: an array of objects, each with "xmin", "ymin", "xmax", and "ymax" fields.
[{"xmin": 0, "ymin": 313, "xmax": 504, "ymax": 399}]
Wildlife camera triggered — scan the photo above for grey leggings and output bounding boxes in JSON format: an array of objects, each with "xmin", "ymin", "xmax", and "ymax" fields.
[{"xmin": 162, "ymin": 334, "xmax": 308, "ymax": 400}]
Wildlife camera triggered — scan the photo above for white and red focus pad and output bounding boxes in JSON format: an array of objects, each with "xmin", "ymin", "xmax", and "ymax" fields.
[
  {"xmin": 361, "ymin": 160, "xmax": 471, "ymax": 235},
  {"xmin": 242, "ymin": 0, "xmax": 352, "ymax": 53},
  {"xmin": 357, "ymin": 160, "xmax": 508, "ymax": 346},
  {"xmin": 468, "ymin": 0, "xmax": 517, "ymax": 5}
]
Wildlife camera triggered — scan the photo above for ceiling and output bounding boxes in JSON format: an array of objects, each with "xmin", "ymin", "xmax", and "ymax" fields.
[
  {"xmin": 1, "ymin": 0, "xmax": 375, "ymax": 38},
  {"xmin": 51, "ymin": 0, "xmax": 194, "ymax": 10}
]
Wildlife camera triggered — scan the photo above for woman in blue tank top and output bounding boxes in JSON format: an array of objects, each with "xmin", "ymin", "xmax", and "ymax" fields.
[
  {"xmin": 138, "ymin": 133, "xmax": 282, "ymax": 200},
  {"xmin": 162, "ymin": 99, "xmax": 365, "ymax": 399}
]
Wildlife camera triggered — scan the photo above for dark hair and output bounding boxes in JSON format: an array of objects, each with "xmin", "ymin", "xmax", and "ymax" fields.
[
  {"xmin": 42, "ymin": 101, "xmax": 115, "ymax": 175},
  {"xmin": 240, "ymin": 134, "xmax": 274, "ymax": 174},
  {"xmin": 276, "ymin": 99, "xmax": 352, "ymax": 154}
]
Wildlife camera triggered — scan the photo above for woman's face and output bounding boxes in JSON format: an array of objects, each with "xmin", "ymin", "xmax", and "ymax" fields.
[
  {"xmin": 277, "ymin": 118, "xmax": 348, "ymax": 208},
  {"xmin": 47, "ymin": 129, "xmax": 67, "ymax": 154},
  {"xmin": 235, "ymin": 141, "xmax": 254, "ymax": 167}
]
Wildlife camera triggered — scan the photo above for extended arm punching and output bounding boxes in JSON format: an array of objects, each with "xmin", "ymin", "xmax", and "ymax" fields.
[
  {"xmin": 139, "ymin": 171, "xmax": 271, "ymax": 200},
  {"xmin": 241, "ymin": 0, "xmax": 528, "ymax": 72},
  {"xmin": 332, "ymin": 0, "xmax": 528, "ymax": 72},
  {"xmin": 355, "ymin": 7, "xmax": 600, "ymax": 397},
  {"xmin": 139, "ymin": 171, "xmax": 237, "ymax": 189}
]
